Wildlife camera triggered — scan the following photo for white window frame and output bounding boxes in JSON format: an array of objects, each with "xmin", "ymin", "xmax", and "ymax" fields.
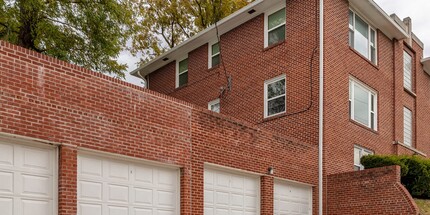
[
  {"xmin": 264, "ymin": 74, "xmax": 286, "ymax": 118},
  {"xmin": 264, "ymin": 2, "xmax": 286, "ymax": 48},
  {"xmin": 176, "ymin": 55, "xmax": 188, "ymax": 88},
  {"xmin": 354, "ymin": 145, "xmax": 373, "ymax": 171},
  {"xmin": 208, "ymin": 98, "xmax": 220, "ymax": 113},
  {"xmin": 403, "ymin": 51, "xmax": 413, "ymax": 91},
  {"xmin": 208, "ymin": 40, "xmax": 220, "ymax": 69},
  {"xmin": 349, "ymin": 77, "xmax": 378, "ymax": 130},
  {"xmin": 403, "ymin": 107, "xmax": 413, "ymax": 147},
  {"xmin": 349, "ymin": 8, "xmax": 377, "ymax": 64}
]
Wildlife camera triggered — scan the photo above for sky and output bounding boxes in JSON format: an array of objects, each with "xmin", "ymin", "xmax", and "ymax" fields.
[{"xmin": 120, "ymin": 1, "xmax": 430, "ymax": 86}]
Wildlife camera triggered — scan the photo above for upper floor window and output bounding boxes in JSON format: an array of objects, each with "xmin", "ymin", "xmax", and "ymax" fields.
[
  {"xmin": 354, "ymin": 145, "xmax": 373, "ymax": 171},
  {"xmin": 349, "ymin": 78, "xmax": 377, "ymax": 130},
  {"xmin": 403, "ymin": 107, "xmax": 413, "ymax": 147},
  {"xmin": 265, "ymin": 6, "xmax": 286, "ymax": 47},
  {"xmin": 349, "ymin": 9, "xmax": 377, "ymax": 64},
  {"xmin": 264, "ymin": 75, "xmax": 286, "ymax": 118},
  {"xmin": 404, "ymin": 51, "xmax": 413, "ymax": 91},
  {"xmin": 208, "ymin": 99, "xmax": 220, "ymax": 113},
  {"xmin": 209, "ymin": 42, "xmax": 220, "ymax": 69},
  {"xmin": 176, "ymin": 56, "xmax": 188, "ymax": 88}
]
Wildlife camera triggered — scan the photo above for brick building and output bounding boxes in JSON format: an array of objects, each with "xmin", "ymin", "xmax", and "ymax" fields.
[
  {"xmin": 0, "ymin": 0, "xmax": 428, "ymax": 215},
  {"xmin": 130, "ymin": 0, "xmax": 430, "ymax": 213}
]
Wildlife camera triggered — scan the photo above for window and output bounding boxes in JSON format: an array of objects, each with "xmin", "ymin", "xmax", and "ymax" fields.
[
  {"xmin": 349, "ymin": 78, "xmax": 377, "ymax": 130},
  {"xmin": 354, "ymin": 145, "xmax": 373, "ymax": 171},
  {"xmin": 208, "ymin": 99, "xmax": 220, "ymax": 113},
  {"xmin": 264, "ymin": 75, "xmax": 286, "ymax": 118},
  {"xmin": 209, "ymin": 42, "xmax": 220, "ymax": 69},
  {"xmin": 404, "ymin": 107, "xmax": 413, "ymax": 147},
  {"xmin": 176, "ymin": 56, "xmax": 188, "ymax": 88},
  {"xmin": 265, "ymin": 5, "xmax": 286, "ymax": 47},
  {"xmin": 349, "ymin": 9, "xmax": 377, "ymax": 64},
  {"xmin": 404, "ymin": 51, "xmax": 413, "ymax": 91}
]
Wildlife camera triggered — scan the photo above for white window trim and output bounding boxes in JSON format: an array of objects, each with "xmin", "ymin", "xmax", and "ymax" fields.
[
  {"xmin": 349, "ymin": 77, "xmax": 378, "ymax": 130},
  {"xmin": 349, "ymin": 8, "xmax": 378, "ymax": 64},
  {"xmin": 176, "ymin": 55, "xmax": 188, "ymax": 88},
  {"xmin": 208, "ymin": 98, "xmax": 220, "ymax": 113},
  {"xmin": 208, "ymin": 40, "xmax": 220, "ymax": 69},
  {"xmin": 354, "ymin": 145, "xmax": 374, "ymax": 171},
  {"xmin": 264, "ymin": 74, "xmax": 286, "ymax": 118},
  {"xmin": 403, "ymin": 51, "xmax": 413, "ymax": 91},
  {"xmin": 403, "ymin": 107, "xmax": 413, "ymax": 147},
  {"xmin": 264, "ymin": 2, "xmax": 286, "ymax": 48}
]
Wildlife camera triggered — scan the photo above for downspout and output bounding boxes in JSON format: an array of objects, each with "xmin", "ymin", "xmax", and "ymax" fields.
[
  {"xmin": 137, "ymin": 70, "xmax": 148, "ymax": 88},
  {"xmin": 318, "ymin": 0, "xmax": 324, "ymax": 214}
]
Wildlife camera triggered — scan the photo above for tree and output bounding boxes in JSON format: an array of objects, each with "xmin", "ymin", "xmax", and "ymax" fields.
[
  {"xmin": 0, "ymin": 0, "xmax": 134, "ymax": 78},
  {"xmin": 130, "ymin": 0, "xmax": 253, "ymax": 64}
]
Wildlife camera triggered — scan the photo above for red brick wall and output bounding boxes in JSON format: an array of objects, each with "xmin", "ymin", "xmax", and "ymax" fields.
[
  {"xmin": 0, "ymin": 41, "xmax": 318, "ymax": 214},
  {"xmin": 147, "ymin": 0, "xmax": 320, "ymax": 146},
  {"xmin": 323, "ymin": 0, "xmax": 430, "ymax": 176},
  {"xmin": 327, "ymin": 165, "xmax": 418, "ymax": 215}
]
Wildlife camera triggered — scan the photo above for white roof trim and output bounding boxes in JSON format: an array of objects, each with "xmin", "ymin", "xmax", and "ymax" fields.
[
  {"xmin": 132, "ymin": 0, "xmax": 411, "ymax": 78},
  {"xmin": 422, "ymin": 57, "xmax": 430, "ymax": 76},
  {"xmin": 131, "ymin": 0, "xmax": 280, "ymax": 77},
  {"xmin": 349, "ymin": 0, "xmax": 408, "ymax": 40}
]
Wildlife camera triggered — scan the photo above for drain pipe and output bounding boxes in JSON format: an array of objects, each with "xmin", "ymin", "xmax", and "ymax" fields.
[{"xmin": 318, "ymin": 0, "xmax": 324, "ymax": 214}]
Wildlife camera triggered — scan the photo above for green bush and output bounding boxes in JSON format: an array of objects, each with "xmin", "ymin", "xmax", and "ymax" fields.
[{"xmin": 361, "ymin": 155, "xmax": 430, "ymax": 199}]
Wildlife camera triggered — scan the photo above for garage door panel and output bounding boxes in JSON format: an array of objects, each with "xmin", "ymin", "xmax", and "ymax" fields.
[
  {"xmin": 134, "ymin": 166, "xmax": 153, "ymax": 185},
  {"xmin": 157, "ymin": 190, "xmax": 175, "ymax": 207},
  {"xmin": 80, "ymin": 203, "xmax": 102, "ymax": 215},
  {"xmin": 107, "ymin": 205, "xmax": 128, "ymax": 215},
  {"xmin": 107, "ymin": 162, "xmax": 129, "ymax": 181},
  {"xmin": 79, "ymin": 181, "xmax": 103, "ymax": 201},
  {"xmin": 0, "ymin": 197, "xmax": 13, "ymax": 215},
  {"xmin": 158, "ymin": 209, "xmax": 175, "ymax": 215},
  {"xmin": 21, "ymin": 199, "xmax": 51, "ymax": 215},
  {"xmin": 134, "ymin": 188, "xmax": 153, "ymax": 205},
  {"xmin": 22, "ymin": 147, "xmax": 52, "ymax": 172},
  {"xmin": 79, "ymin": 156, "xmax": 103, "ymax": 178},
  {"xmin": 204, "ymin": 190, "xmax": 214, "ymax": 204},
  {"xmin": 0, "ymin": 172, "xmax": 13, "ymax": 194},
  {"xmin": 215, "ymin": 173, "xmax": 230, "ymax": 188},
  {"xmin": 21, "ymin": 174, "xmax": 52, "ymax": 197},
  {"xmin": 134, "ymin": 208, "xmax": 152, "ymax": 215},
  {"xmin": 215, "ymin": 191, "xmax": 229, "ymax": 206},
  {"xmin": 215, "ymin": 208, "xmax": 229, "ymax": 215},
  {"xmin": 158, "ymin": 170, "xmax": 177, "ymax": 187},
  {"xmin": 108, "ymin": 184, "xmax": 129, "ymax": 203},
  {"xmin": 244, "ymin": 196, "xmax": 257, "ymax": 208},
  {"xmin": 0, "ymin": 144, "xmax": 14, "ymax": 166}
]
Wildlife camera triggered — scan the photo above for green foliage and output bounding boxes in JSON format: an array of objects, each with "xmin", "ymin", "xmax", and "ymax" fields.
[
  {"xmin": 0, "ymin": 0, "xmax": 134, "ymax": 78},
  {"xmin": 129, "ymin": 0, "xmax": 254, "ymax": 64},
  {"xmin": 362, "ymin": 155, "xmax": 430, "ymax": 199}
]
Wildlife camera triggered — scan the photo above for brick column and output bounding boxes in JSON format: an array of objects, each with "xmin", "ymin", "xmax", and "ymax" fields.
[
  {"xmin": 260, "ymin": 176, "xmax": 274, "ymax": 215},
  {"xmin": 58, "ymin": 145, "xmax": 77, "ymax": 215}
]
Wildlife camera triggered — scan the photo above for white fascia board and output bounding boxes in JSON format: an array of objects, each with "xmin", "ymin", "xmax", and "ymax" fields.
[
  {"xmin": 131, "ymin": 0, "xmax": 284, "ymax": 77},
  {"xmin": 422, "ymin": 57, "xmax": 430, "ymax": 76},
  {"xmin": 349, "ymin": 0, "xmax": 408, "ymax": 40}
]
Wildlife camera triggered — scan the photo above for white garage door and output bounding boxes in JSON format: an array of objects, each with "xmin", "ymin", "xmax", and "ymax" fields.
[
  {"xmin": 77, "ymin": 153, "xmax": 179, "ymax": 215},
  {"xmin": 204, "ymin": 167, "xmax": 260, "ymax": 215},
  {"xmin": 274, "ymin": 180, "xmax": 312, "ymax": 215},
  {"xmin": 0, "ymin": 141, "xmax": 56, "ymax": 215}
]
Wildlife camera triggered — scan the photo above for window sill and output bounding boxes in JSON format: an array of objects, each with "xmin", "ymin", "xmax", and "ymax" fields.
[
  {"xmin": 174, "ymin": 84, "xmax": 188, "ymax": 91},
  {"xmin": 404, "ymin": 88, "xmax": 417, "ymax": 98},
  {"xmin": 262, "ymin": 111, "xmax": 287, "ymax": 122},
  {"xmin": 263, "ymin": 40, "xmax": 286, "ymax": 52},
  {"xmin": 208, "ymin": 64, "xmax": 220, "ymax": 72},
  {"xmin": 349, "ymin": 119, "xmax": 379, "ymax": 134},
  {"xmin": 349, "ymin": 47, "xmax": 379, "ymax": 70}
]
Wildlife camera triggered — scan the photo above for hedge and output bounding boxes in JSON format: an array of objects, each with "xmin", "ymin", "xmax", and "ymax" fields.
[{"xmin": 361, "ymin": 155, "xmax": 430, "ymax": 199}]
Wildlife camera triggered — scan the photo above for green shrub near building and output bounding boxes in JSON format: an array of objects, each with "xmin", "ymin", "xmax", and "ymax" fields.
[{"xmin": 361, "ymin": 155, "xmax": 430, "ymax": 199}]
